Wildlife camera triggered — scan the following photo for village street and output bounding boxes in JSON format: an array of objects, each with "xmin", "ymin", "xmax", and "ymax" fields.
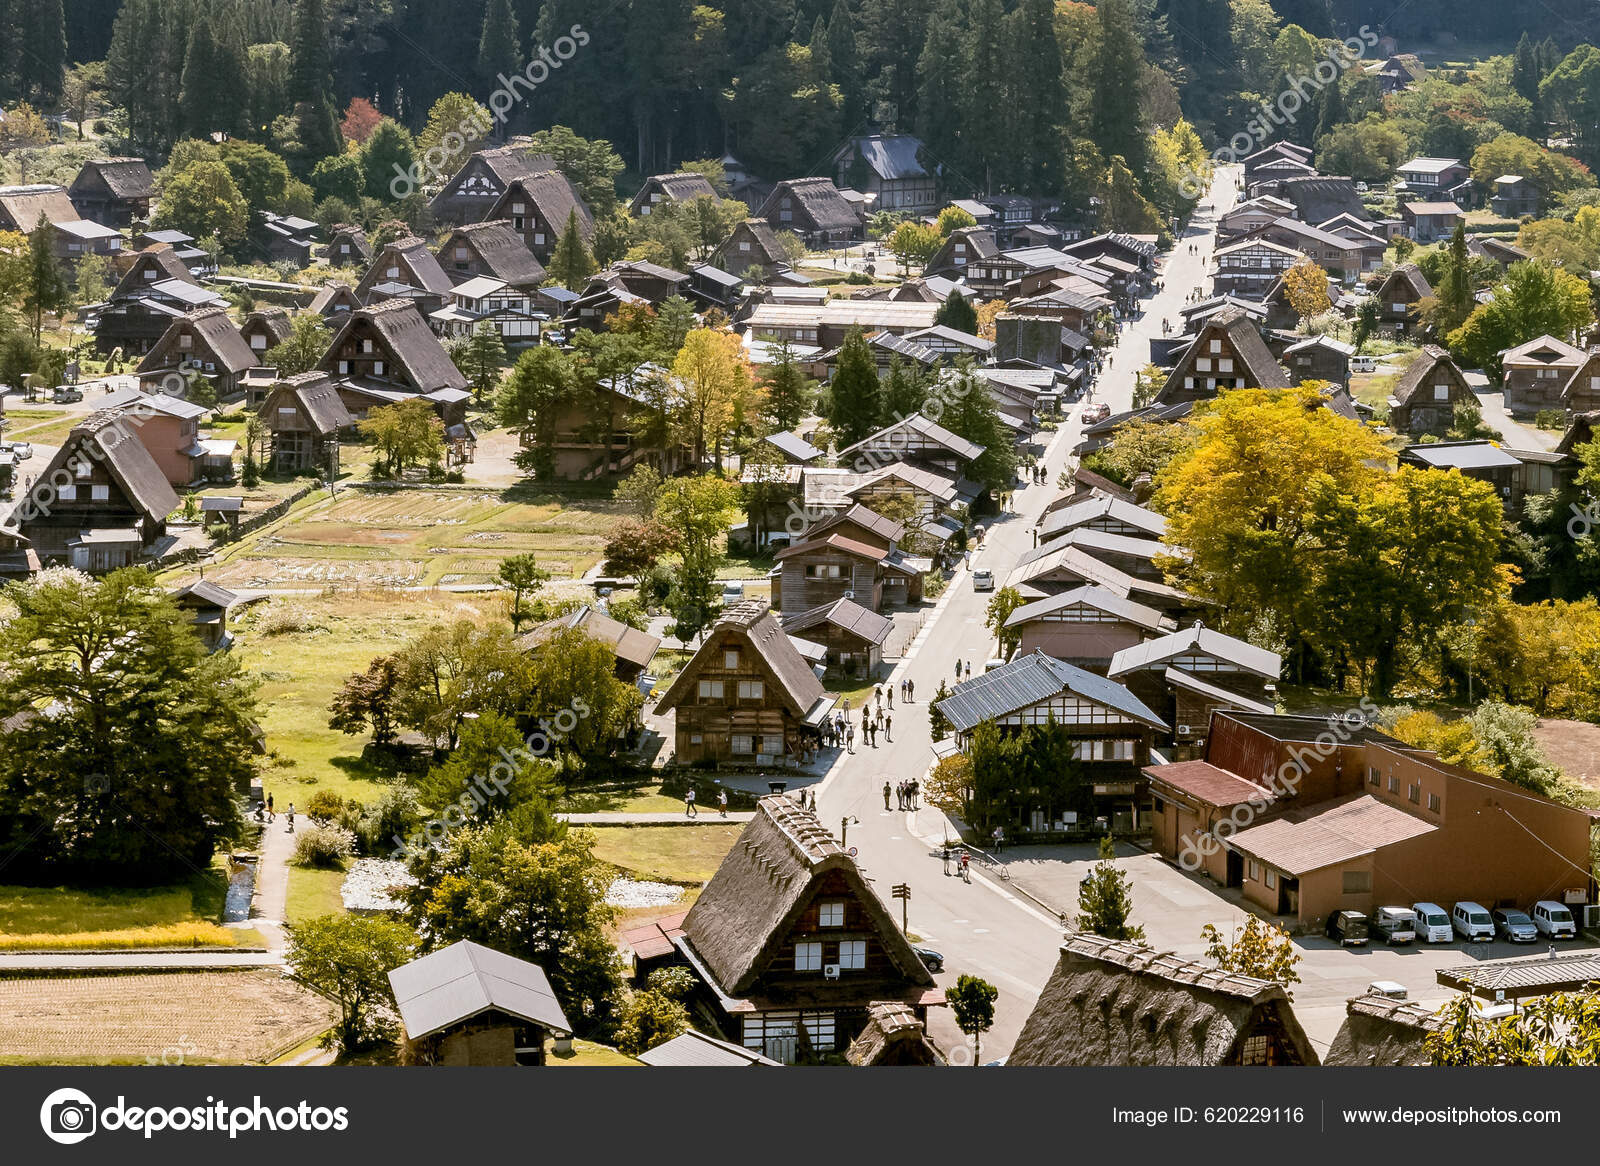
[{"xmin": 808, "ymin": 171, "xmax": 1243, "ymax": 1061}]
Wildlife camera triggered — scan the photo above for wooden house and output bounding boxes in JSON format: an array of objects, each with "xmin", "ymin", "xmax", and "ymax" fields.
[
  {"xmin": 1375, "ymin": 53, "xmax": 1426, "ymax": 94},
  {"xmin": 1396, "ymin": 156, "xmax": 1468, "ymax": 193},
  {"xmin": 389, "ymin": 940, "xmax": 570, "ymax": 1066},
  {"xmin": 355, "ymin": 236, "xmax": 455, "ymax": 315},
  {"xmin": 318, "ymin": 298, "xmax": 470, "ymax": 419},
  {"xmin": 1396, "ymin": 441, "xmax": 1570, "ymax": 511},
  {"xmin": 1038, "ymin": 493, "xmax": 1165, "ymax": 543},
  {"xmin": 431, "ymin": 277, "xmax": 543, "ymax": 345},
  {"xmin": 239, "ymin": 307, "xmax": 293, "ymax": 358},
  {"xmin": 484, "ymin": 170, "xmax": 594, "ymax": 263},
  {"xmin": 1212, "ymin": 237, "xmax": 1304, "ymax": 298},
  {"xmin": 780, "ymin": 598, "xmax": 893, "ymax": 675},
  {"xmin": 1248, "ymin": 175, "xmax": 1366, "ymax": 225},
  {"xmin": 95, "ymin": 246, "xmax": 226, "ymax": 356},
  {"xmin": 772, "ymin": 503, "xmax": 925, "ymax": 615},
  {"xmin": 322, "ymin": 224, "xmax": 370, "ymax": 268},
  {"xmin": 257, "ymin": 211, "xmax": 319, "ymax": 266},
  {"xmin": 673, "ymin": 795, "xmax": 938, "ymax": 1062},
  {"xmin": 653, "ymin": 601, "xmax": 835, "ymax": 768},
  {"xmin": 51, "ymin": 218, "xmax": 123, "ymax": 264},
  {"xmin": 1155, "ymin": 306, "xmax": 1291, "ymax": 405},
  {"xmin": 715, "ymin": 218, "xmax": 789, "ymax": 279},
  {"xmin": 13, "ymin": 412, "xmax": 180, "ymax": 570},
  {"xmin": 1401, "ymin": 200, "xmax": 1463, "ymax": 243},
  {"xmin": 1467, "ymin": 236, "xmax": 1530, "ymax": 270},
  {"xmin": 259, "ymin": 372, "xmax": 352, "ymax": 475},
  {"xmin": 629, "ymin": 171, "xmax": 717, "ymax": 217},
  {"xmin": 835, "ymin": 412, "xmax": 983, "ymax": 477},
  {"xmin": 686, "ymin": 263, "xmax": 745, "ymax": 311},
  {"xmin": 1107, "ymin": 622, "xmax": 1281, "ymax": 754},
  {"xmin": 1385, "ymin": 344, "xmax": 1473, "ymax": 437},
  {"xmin": 1490, "ymin": 175, "xmax": 1541, "ymax": 218},
  {"xmin": 743, "ymin": 300, "xmax": 938, "ymax": 350},
  {"xmin": 924, "ymin": 225, "xmax": 999, "ymax": 282},
  {"xmin": 131, "ymin": 228, "xmax": 210, "ymax": 272},
  {"xmin": 757, "ymin": 177, "xmax": 863, "ymax": 248},
  {"xmin": 427, "ymin": 143, "xmax": 557, "ymax": 227},
  {"xmin": 1372, "ymin": 263, "xmax": 1431, "ymax": 330},
  {"xmin": 933, "ymin": 650, "xmax": 1168, "ymax": 833},
  {"xmin": 434, "ymin": 219, "xmax": 546, "ymax": 291},
  {"xmin": 309, "ymin": 280, "xmax": 361, "ymax": 319},
  {"xmin": 136, "ymin": 307, "xmax": 256, "ymax": 397},
  {"xmin": 68, "ymin": 158, "xmax": 156, "ymax": 227},
  {"xmin": 1560, "ymin": 347, "xmax": 1600, "ymax": 413},
  {"xmin": 565, "ymin": 261, "xmax": 691, "ymax": 331},
  {"xmin": 1002, "ymin": 585, "xmax": 1175, "ymax": 672},
  {"xmin": 0, "ymin": 183, "xmax": 77, "ymax": 232},
  {"xmin": 1009, "ymin": 934, "xmax": 1318, "ymax": 1066},
  {"xmin": 1501, "ymin": 334, "xmax": 1585, "ymax": 414},
  {"xmin": 832, "ymin": 133, "xmax": 937, "ymax": 215},
  {"xmin": 1241, "ymin": 141, "xmax": 1312, "ymax": 182},
  {"xmin": 802, "ymin": 461, "xmax": 980, "ymax": 550},
  {"xmin": 516, "ymin": 604, "xmax": 661, "ymax": 685},
  {"xmin": 1216, "ymin": 195, "xmax": 1298, "ymax": 240},
  {"xmin": 1241, "ymin": 217, "xmax": 1384, "ymax": 283},
  {"xmin": 173, "ymin": 579, "xmax": 238, "ymax": 652},
  {"xmin": 1279, "ymin": 334, "xmax": 1353, "ymax": 389},
  {"xmin": 1006, "ymin": 541, "xmax": 1193, "ymax": 615}
]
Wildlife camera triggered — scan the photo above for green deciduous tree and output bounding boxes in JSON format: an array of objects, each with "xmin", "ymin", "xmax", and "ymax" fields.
[
  {"xmin": 1447, "ymin": 261, "xmax": 1594, "ymax": 379},
  {"xmin": 1200, "ymin": 917, "xmax": 1303, "ymax": 996},
  {"xmin": 498, "ymin": 552, "xmax": 549, "ymax": 629},
  {"xmin": 497, "ymin": 345, "xmax": 576, "ymax": 481},
  {"xmin": 945, "ymin": 973, "xmax": 998, "ymax": 1065},
  {"xmin": 287, "ymin": 914, "xmax": 416, "ymax": 1053}
]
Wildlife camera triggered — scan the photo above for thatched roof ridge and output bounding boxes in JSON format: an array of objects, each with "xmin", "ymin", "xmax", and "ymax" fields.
[
  {"xmin": 845, "ymin": 1001, "xmax": 946, "ymax": 1066},
  {"xmin": 681, "ymin": 796, "xmax": 936, "ymax": 996},
  {"xmin": 1324, "ymin": 995, "xmax": 1439, "ymax": 1066},
  {"xmin": 1008, "ymin": 932, "xmax": 1319, "ymax": 1066}
]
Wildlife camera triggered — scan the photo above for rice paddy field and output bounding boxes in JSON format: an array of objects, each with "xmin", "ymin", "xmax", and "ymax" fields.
[
  {"xmin": 191, "ymin": 484, "xmax": 630, "ymax": 589},
  {"xmin": 0, "ymin": 971, "xmax": 337, "ymax": 1065}
]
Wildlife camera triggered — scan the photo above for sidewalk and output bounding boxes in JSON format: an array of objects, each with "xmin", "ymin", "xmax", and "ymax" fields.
[{"xmin": 560, "ymin": 811, "xmax": 755, "ymax": 825}]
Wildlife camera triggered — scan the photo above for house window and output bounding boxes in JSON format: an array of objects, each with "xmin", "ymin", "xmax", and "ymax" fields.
[
  {"xmin": 1427, "ymin": 793, "xmax": 1441, "ymax": 813},
  {"xmin": 739, "ymin": 241, "xmax": 750, "ymax": 252},
  {"xmin": 178, "ymin": 333, "xmax": 192, "ymax": 349},
  {"xmin": 373, "ymin": 361, "xmax": 384, "ymax": 376},
  {"xmin": 251, "ymin": 335, "xmax": 267, "ymax": 350},
  {"xmin": 795, "ymin": 942, "xmax": 823, "ymax": 971},
  {"xmin": 1368, "ymin": 767, "xmax": 1379, "ymax": 786},
  {"xmin": 57, "ymin": 484, "xmax": 77, "ymax": 500},
  {"xmin": 838, "ymin": 940, "xmax": 866, "ymax": 969},
  {"xmin": 724, "ymin": 650, "xmax": 740, "ymax": 669},
  {"xmin": 1264, "ymin": 869, "xmax": 1277, "ymax": 889},
  {"xmin": 1387, "ymin": 775, "xmax": 1399, "ymax": 794},
  {"xmin": 731, "ymin": 734, "xmax": 754, "ymax": 754},
  {"xmin": 697, "ymin": 679, "xmax": 724, "ymax": 699},
  {"xmin": 1218, "ymin": 358, "xmax": 1233, "ymax": 373},
  {"xmin": 1434, "ymin": 384, "xmax": 1449, "ymax": 400},
  {"xmin": 511, "ymin": 201, "xmax": 525, "ymax": 214},
  {"xmin": 1248, "ymin": 861, "xmax": 1260, "ymax": 881},
  {"xmin": 91, "ymin": 485, "xmax": 109, "ymax": 501},
  {"xmin": 738, "ymin": 679, "xmax": 764, "ymax": 700},
  {"xmin": 1407, "ymin": 782, "xmax": 1421, "ymax": 804},
  {"xmin": 1392, "ymin": 302, "xmax": 1405, "ymax": 313},
  {"xmin": 818, "ymin": 901, "xmax": 845, "ymax": 928},
  {"xmin": 761, "ymin": 734, "xmax": 783, "ymax": 755},
  {"xmin": 534, "ymin": 233, "xmax": 546, "ymax": 245},
  {"xmin": 338, "ymin": 361, "xmax": 349, "ymax": 374},
  {"xmin": 1196, "ymin": 358, "xmax": 1210, "ymax": 372},
  {"xmin": 1342, "ymin": 870, "xmax": 1372, "ymax": 894}
]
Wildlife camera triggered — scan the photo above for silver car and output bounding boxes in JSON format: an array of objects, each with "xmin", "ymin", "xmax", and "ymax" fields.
[{"xmin": 1493, "ymin": 908, "xmax": 1537, "ymax": 943}]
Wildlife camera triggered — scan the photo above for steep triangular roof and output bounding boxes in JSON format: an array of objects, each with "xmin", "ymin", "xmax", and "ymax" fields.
[{"xmin": 654, "ymin": 601, "xmax": 825, "ymax": 719}]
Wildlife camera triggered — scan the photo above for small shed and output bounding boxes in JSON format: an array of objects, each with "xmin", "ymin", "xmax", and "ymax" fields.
[
  {"xmin": 199, "ymin": 495, "xmax": 243, "ymax": 535},
  {"xmin": 389, "ymin": 940, "xmax": 571, "ymax": 1066}
]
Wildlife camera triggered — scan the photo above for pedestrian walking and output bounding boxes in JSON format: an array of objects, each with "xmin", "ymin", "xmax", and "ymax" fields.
[
  {"xmin": 887, "ymin": 685, "xmax": 893, "ymax": 710},
  {"xmin": 286, "ymin": 803, "xmax": 296, "ymax": 833},
  {"xmin": 718, "ymin": 789, "xmax": 728, "ymax": 818},
  {"xmin": 685, "ymin": 788, "xmax": 697, "ymax": 818},
  {"xmin": 992, "ymin": 825, "xmax": 1004, "ymax": 854},
  {"xmin": 908, "ymin": 678, "xmax": 915, "ymax": 702},
  {"xmin": 883, "ymin": 781, "xmax": 892, "ymax": 810},
  {"xmin": 885, "ymin": 712, "xmax": 892, "ymax": 741},
  {"xmin": 846, "ymin": 724, "xmax": 855, "ymax": 752},
  {"xmin": 266, "ymin": 792, "xmax": 274, "ymax": 823},
  {"xmin": 910, "ymin": 780, "xmax": 920, "ymax": 808}
]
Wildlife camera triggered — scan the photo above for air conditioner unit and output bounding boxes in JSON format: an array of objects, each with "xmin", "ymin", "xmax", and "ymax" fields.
[
  {"xmin": 1585, "ymin": 905, "xmax": 1600, "ymax": 931},
  {"xmin": 842, "ymin": 590, "xmax": 855, "ymax": 600},
  {"xmin": 823, "ymin": 964, "xmax": 841, "ymax": 980},
  {"xmin": 1177, "ymin": 724, "xmax": 1192, "ymax": 737}
]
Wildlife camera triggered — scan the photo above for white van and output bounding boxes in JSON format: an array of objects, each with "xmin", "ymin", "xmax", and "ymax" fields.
[
  {"xmin": 1411, "ymin": 902, "xmax": 1452, "ymax": 943},
  {"xmin": 1531, "ymin": 900, "xmax": 1578, "ymax": 940},
  {"xmin": 1452, "ymin": 901, "xmax": 1495, "ymax": 942},
  {"xmin": 1350, "ymin": 355, "xmax": 1377, "ymax": 373}
]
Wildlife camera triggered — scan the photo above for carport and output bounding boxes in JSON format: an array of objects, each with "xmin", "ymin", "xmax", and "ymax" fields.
[{"xmin": 1436, "ymin": 950, "xmax": 1600, "ymax": 1004}]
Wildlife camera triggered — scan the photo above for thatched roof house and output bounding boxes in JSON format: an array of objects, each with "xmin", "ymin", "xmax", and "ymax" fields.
[
  {"xmin": 1324, "ymin": 995, "xmax": 1439, "ymax": 1066},
  {"xmin": 1009, "ymin": 933, "xmax": 1319, "ymax": 1066}
]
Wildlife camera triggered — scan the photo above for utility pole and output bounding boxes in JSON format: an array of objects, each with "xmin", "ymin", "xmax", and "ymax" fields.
[{"xmin": 892, "ymin": 883, "xmax": 910, "ymax": 934}]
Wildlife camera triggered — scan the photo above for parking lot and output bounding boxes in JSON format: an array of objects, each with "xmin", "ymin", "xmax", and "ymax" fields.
[{"xmin": 994, "ymin": 841, "xmax": 1596, "ymax": 1058}]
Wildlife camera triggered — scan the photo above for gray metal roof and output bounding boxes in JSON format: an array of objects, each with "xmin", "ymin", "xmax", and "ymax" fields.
[
  {"xmin": 637, "ymin": 1029, "xmax": 780, "ymax": 1066},
  {"xmin": 1400, "ymin": 442, "xmax": 1521, "ymax": 471},
  {"xmin": 1107, "ymin": 623, "xmax": 1281, "ymax": 680},
  {"xmin": 1004, "ymin": 584, "xmax": 1169, "ymax": 632},
  {"xmin": 764, "ymin": 429, "xmax": 825, "ymax": 463},
  {"xmin": 387, "ymin": 940, "xmax": 570, "ymax": 1039},
  {"xmin": 935, "ymin": 650, "xmax": 1167, "ymax": 734},
  {"xmin": 1436, "ymin": 950, "xmax": 1600, "ymax": 998}
]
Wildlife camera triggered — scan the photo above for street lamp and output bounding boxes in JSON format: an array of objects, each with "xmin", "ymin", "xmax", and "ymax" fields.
[{"xmin": 840, "ymin": 815, "xmax": 859, "ymax": 848}]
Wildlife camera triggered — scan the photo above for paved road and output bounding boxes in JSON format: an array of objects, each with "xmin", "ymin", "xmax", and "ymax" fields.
[{"xmin": 807, "ymin": 170, "xmax": 1240, "ymax": 1063}]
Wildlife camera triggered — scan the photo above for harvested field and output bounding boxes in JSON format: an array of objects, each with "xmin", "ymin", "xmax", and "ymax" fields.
[{"xmin": 0, "ymin": 971, "xmax": 337, "ymax": 1065}]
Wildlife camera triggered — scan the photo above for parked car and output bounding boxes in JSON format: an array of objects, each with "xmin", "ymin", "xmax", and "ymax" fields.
[
  {"xmin": 1492, "ymin": 907, "xmax": 1537, "ymax": 943},
  {"xmin": 912, "ymin": 946, "xmax": 944, "ymax": 974},
  {"xmin": 1412, "ymin": 901, "xmax": 1453, "ymax": 943},
  {"xmin": 1367, "ymin": 980, "xmax": 1407, "ymax": 1001},
  {"xmin": 1350, "ymin": 355, "xmax": 1377, "ymax": 373},
  {"xmin": 1371, "ymin": 906, "xmax": 1417, "ymax": 945},
  {"xmin": 721, "ymin": 581, "xmax": 745, "ymax": 604},
  {"xmin": 972, "ymin": 569, "xmax": 995, "ymax": 592},
  {"xmin": 1326, "ymin": 910, "xmax": 1369, "ymax": 946},
  {"xmin": 1451, "ymin": 901, "xmax": 1495, "ymax": 942},
  {"xmin": 9, "ymin": 441, "xmax": 30, "ymax": 461},
  {"xmin": 52, "ymin": 385, "xmax": 82, "ymax": 403},
  {"xmin": 1531, "ymin": 900, "xmax": 1578, "ymax": 940}
]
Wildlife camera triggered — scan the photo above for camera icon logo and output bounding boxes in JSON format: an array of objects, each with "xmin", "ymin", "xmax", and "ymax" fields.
[{"xmin": 40, "ymin": 1088, "xmax": 97, "ymax": 1145}]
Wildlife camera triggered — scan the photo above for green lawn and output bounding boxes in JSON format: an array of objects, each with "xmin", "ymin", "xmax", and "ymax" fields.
[
  {"xmin": 586, "ymin": 825, "xmax": 743, "ymax": 884},
  {"xmin": 559, "ymin": 775, "xmax": 689, "ymax": 815},
  {"xmin": 548, "ymin": 1038, "xmax": 639, "ymax": 1066},
  {"xmin": 286, "ymin": 864, "xmax": 348, "ymax": 926}
]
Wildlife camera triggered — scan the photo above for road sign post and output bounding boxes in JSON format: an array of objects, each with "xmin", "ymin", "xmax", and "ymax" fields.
[{"xmin": 892, "ymin": 883, "xmax": 910, "ymax": 935}]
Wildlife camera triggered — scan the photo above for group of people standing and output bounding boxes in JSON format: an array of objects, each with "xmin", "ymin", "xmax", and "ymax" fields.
[{"xmin": 884, "ymin": 780, "xmax": 921, "ymax": 810}]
